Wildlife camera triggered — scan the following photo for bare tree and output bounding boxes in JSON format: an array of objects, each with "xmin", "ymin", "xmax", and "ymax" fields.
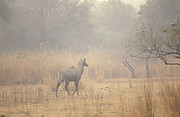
[{"xmin": 128, "ymin": 18, "xmax": 180, "ymax": 65}]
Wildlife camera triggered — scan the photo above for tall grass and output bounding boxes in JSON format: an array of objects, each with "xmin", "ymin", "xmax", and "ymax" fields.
[
  {"xmin": 1, "ymin": 49, "xmax": 179, "ymax": 85},
  {"xmin": 0, "ymin": 49, "xmax": 128, "ymax": 85},
  {"xmin": 160, "ymin": 78, "xmax": 180, "ymax": 117},
  {"xmin": 0, "ymin": 51, "xmax": 61, "ymax": 85},
  {"xmin": 133, "ymin": 80, "xmax": 155, "ymax": 117}
]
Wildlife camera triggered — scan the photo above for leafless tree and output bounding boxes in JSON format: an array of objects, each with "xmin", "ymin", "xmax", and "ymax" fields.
[{"xmin": 128, "ymin": 19, "xmax": 180, "ymax": 65}]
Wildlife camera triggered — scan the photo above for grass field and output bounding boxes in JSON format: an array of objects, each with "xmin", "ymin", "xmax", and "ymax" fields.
[
  {"xmin": 0, "ymin": 78, "xmax": 180, "ymax": 117},
  {"xmin": 0, "ymin": 50, "xmax": 180, "ymax": 117}
]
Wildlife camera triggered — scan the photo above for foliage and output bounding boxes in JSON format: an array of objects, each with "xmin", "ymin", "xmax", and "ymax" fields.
[
  {"xmin": 138, "ymin": 0, "xmax": 180, "ymax": 30},
  {"xmin": 100, "ymin": 0, "xmax": 136, "ymax": 32},
  {"xmin": 92, "ymin": 0, "xmax": 136, "ymax": 51},
  {"xmin": 0, "ymin": 0, "xmax": 94, "ymax": 53},
  {"xmin": 0, "ymin": 0, "xmax": 138, "ymax": 54},
  {"xmin": 0, "ymin": 0, "xmax": 13, "ymax": 22}
]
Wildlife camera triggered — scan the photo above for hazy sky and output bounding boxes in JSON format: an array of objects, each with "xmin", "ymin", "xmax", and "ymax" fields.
[{"xmin": 96, "ymin": 0, "xmax": 146, "ymax": 10}]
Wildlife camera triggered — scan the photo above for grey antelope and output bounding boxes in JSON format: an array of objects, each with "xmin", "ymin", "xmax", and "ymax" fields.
[{"xmin": 56, "ymin": 58, "xmax": 88, "ymax": 97}]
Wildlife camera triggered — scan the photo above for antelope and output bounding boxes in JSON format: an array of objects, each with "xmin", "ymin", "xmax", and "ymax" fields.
[{"xmin": 56, "ymin": 58, "xmax": 88, "ymax": 97}]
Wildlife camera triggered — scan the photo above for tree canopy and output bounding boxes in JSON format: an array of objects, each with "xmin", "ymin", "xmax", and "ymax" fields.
[
  {"xmin": 138, "ymin": 0, "xmax": 180, "ymax": 30},
  {"xmin": 0, "ymin": 0, "xmax": 94, "ymax": 53},
  {"xmin": 0, "ymin": 0, "xmax": 13, "ymax": 22},
  {"xmin": 0, "ymin": 0, "xmax": 137, "ymax": 54},
  {"xmin": 100, "ymin": 0, "xmax": 136, "ymax": 32}
]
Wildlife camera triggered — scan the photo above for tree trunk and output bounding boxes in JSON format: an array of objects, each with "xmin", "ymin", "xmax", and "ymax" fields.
[
  {"xmin": 145, "ymin": 53, "xmax": 151, "ymax": 78},
  {"xmin": 123, "ymin": 60, "xmax": 135, "ymax": 79}
]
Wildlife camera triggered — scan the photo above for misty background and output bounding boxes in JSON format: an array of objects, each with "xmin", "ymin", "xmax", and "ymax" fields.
[{"xmin": 0, "ymin": 0, "xmax": 180, "ymax": 54}]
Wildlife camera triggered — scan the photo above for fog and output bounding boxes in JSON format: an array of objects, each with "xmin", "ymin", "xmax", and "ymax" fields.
[
  {"xmin": 0, "ymin": 0, "xmax": 179, "ymax": 55},
  {"xmin": 0, "ymin": 1, "xmax": 180, "ymax": 116},
  {"xmin": 98, "ymin": 0, "xmax": 146, "ymax": 10},
  {"xmin": 0, "ymin": 0, "xmax": 136, "ymax": 54}
]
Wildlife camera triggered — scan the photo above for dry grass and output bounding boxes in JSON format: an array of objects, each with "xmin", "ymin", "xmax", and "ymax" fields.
[
  {"xmin": 159, "ymin": 78, "xmax": 180, "ymax": 117},
  {"xmin": 0, "ymin": 78, "xmax": 180, "ymax": 117},
  {"xmin": 0, "ymin": 50, "xmax": 180, "ymax": 117}
]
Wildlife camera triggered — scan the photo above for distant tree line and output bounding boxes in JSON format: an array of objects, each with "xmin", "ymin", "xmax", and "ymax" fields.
[
  {"xmin": 0, "ymin": 0, "xmax": 179, "ymax": 60},
  {"xmin": 0, "ymin": 0, "xmax": 136, "ymax": 54}
]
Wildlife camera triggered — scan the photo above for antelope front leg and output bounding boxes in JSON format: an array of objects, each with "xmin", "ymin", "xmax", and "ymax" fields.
[{"xmin": 73, "ymin": 81, "xmax": 79, "ymax": 96}]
